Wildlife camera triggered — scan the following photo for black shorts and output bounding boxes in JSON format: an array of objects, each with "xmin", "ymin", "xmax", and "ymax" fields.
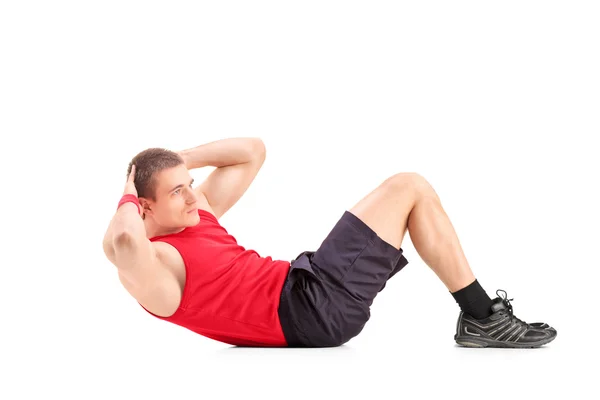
[{"xmin": 278, "ymin": 210, "xmax": 409, "ymax": 347}]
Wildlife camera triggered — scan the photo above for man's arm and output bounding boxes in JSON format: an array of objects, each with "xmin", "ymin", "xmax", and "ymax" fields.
[
  {"xmin": 178, "ymin": 137, "xmax": 266, "ymax": 219},
  {"xmin": 104, "ymin": 202, "xmax": 146, "ymax": 251},
  {"xmin": 103, "ymin": 170, "xmax": 162, "ymax": 291}
]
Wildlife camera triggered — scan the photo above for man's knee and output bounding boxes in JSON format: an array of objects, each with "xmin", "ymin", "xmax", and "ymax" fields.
[{"xmin": 383, "ymin": 172, "xmax": 438, "ymax": 200}]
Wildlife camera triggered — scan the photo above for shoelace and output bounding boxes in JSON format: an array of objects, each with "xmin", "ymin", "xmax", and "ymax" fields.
[{"xmin": 496, "ymin": 289, "xmax": 529, "ymax": 327}]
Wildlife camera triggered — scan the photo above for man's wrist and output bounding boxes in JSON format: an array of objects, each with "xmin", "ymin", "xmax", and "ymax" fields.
[{"xmin": 118, "ymin": 194, "xmax": 141, "ymax": 215}]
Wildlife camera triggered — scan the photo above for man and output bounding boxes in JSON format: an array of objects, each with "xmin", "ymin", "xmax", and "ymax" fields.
[{"xmin": 103, "ymin": 137, "xmax": 557, "ymax": 348}]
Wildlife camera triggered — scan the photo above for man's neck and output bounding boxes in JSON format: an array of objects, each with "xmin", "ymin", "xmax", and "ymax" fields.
[{"xmin": 145, "ymin": 220, "xmax": 186, "ymax": 239}]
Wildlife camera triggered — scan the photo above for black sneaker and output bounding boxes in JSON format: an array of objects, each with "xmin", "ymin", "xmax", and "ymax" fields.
[{"xmin": 454, "ymin": 289, "xmax": 557, "ymax": 348}]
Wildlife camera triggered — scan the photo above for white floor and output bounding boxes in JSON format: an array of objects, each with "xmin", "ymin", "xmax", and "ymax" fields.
[
  {"xmin": 5, "ymin": 271, "xmax": 590, "ymax": 399},
  {"xmin": 7, "ymin": 326, "xmax": 586, "ymax": 399}
]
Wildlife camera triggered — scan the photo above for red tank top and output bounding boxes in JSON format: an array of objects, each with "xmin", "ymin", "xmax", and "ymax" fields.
[{"xmin": 139, "ymin": 209, "xmax": 291, "ymax": 347}]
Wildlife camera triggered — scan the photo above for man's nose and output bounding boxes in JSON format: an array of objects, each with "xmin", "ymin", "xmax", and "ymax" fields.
[{"xmin": 186, "ymin": 189, "xmax": 198, "ymax": 202}]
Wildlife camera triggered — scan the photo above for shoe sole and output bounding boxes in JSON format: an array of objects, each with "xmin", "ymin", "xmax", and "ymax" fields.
[{"xmin": 454, "ymin": 332, "xmax": 557, "ymax": 348}]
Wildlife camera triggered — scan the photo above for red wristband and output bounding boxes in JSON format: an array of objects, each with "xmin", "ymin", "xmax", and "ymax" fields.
[{"xmin": 118, "ymin": 194, "xmax": 141, "ymax": 215}]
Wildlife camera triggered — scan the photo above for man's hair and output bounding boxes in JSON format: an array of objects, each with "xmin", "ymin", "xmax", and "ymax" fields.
[{"xmin": 127, "ymin": 147, "xmax": 185, "ymax": 202}]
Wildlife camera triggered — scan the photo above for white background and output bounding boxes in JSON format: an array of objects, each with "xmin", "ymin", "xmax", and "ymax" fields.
[{"xmin": 1, "ymin": 1, "xmax": 598, "ymax": 399}]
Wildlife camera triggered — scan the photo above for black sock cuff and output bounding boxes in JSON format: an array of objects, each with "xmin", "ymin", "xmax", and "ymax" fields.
[
  {"xmin": 451, "ymin": 278, "xmax": 480, "ymax": 296},
  {"xmin": 450, "ymin": 279, "xmax": 494, "ymax": 319}
]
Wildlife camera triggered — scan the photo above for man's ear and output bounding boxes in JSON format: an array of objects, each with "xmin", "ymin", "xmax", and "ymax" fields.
[{"xmin": 139, "ymin": 198, "xmax": 150, "ymax": 218}]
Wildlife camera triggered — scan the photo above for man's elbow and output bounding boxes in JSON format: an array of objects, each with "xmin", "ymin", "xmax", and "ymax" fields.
[
  {"xmin": 250, "ymin": 138, "xmax": 266, "ymax": 162},
  {"xmin": 112, "ymin": 230, "xmax": 136, "ymax": 250}
]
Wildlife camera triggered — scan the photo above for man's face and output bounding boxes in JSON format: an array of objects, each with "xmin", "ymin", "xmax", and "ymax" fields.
[{"xmin": 147, "ymin": 164, "xmax": 200, "ymax": 227}]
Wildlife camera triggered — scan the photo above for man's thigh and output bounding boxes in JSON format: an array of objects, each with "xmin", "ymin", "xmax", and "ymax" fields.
[
  {"xmin": 312, "ymin": 210, "xmax": 409, "ymax": 306},
  {"xmin": 285, "ymin": 211, "xmax": 410, "ymax": 346},
  {"xmin": 348, "ymin": 173, "xmax": 420, "ymax": 250}
]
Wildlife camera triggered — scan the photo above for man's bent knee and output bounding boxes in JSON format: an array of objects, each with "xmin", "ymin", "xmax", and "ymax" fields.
[{"xmin": 383, "ymin": 172, "xmax": 437, "ymax": 200}]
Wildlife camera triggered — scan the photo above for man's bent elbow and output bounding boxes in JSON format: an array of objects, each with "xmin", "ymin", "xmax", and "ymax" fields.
[{"xmin": 113, "ymin": 230, "xmax": 134, "ymax": 248}]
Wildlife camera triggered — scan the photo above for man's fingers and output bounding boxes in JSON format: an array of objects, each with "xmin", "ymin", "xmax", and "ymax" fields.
[{"xmin": 128, "ymin": 165, "xmax": 136, "ymax": 182}]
